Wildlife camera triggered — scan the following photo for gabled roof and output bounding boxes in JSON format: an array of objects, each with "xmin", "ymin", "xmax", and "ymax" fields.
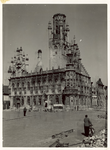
[
  {"xmin": 96, "ymin": 78, "xmax": 104, "ymax": 86},
  {"xmin": 80, "ymin": 63, "xmax": 90, "ymax": 77},
  {"xmin": 3, "ymin": 85, "xmax": 9, "ymax": 95}
]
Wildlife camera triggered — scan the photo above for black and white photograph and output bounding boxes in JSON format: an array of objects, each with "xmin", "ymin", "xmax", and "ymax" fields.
[{"xmin": 2, "ymin": 3, "xmax": 108, "ymax": 148}]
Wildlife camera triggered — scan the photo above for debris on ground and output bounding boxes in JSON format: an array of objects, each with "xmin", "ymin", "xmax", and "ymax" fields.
[
  {"xmin": 52, "ymin": 129, "xmax": 75, "ymax": 139},
  {"xmin": 50, "ymin": 128, "xmax": 107, "ymax": 147},
  {"xmin": 97, "ymin": 114, "xmax": 107, "ymax": 119},
  {"xmin": 49, "ymin": 139, "xmax": 69, "ymax": 147},
  {"xmin": 79, "ymin": 129, "xmax": 107, "ymax": 147}
]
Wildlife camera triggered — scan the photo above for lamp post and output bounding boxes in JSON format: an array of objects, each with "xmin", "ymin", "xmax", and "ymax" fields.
[{"xmin": 91, "ymin": 82, "xmax": 93, "ymax": 108}]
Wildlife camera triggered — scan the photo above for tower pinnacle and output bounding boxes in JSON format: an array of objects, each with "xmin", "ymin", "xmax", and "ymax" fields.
[{"xmin": 74, "ymin": 35, "xmax": 76, "ymax": 44}]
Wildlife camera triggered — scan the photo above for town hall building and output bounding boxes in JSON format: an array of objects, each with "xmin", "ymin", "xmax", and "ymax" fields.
[{"xmin": 8, "ymin": 13, "xmax": 92, "ymax": 109}]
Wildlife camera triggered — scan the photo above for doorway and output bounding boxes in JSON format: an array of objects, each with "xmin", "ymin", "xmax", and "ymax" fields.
[
  {"xmin": 17, "ymin": 98, "xmax": 20, "ymax": 108},
  {"xmin": 62, "ymin": 94, "xmax": 65, "ymax": 105},
  {"xmin": 70, "ymin": 96, "xmax": 74, "ymax": 106}
]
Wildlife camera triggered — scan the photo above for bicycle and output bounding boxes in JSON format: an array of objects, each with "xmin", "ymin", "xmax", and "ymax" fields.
[{"xmin": 89, "ymin": 124, "xmax": 95, "ymax": 137}]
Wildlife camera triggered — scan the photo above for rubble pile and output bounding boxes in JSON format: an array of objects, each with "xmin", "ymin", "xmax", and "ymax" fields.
[
  {"xmin": 80, "ymin": 129, "xmax": 107, "ymax": 147},
  {"xmin": 52, "ymin": 129, "xmax": 74, "ymax": 139},
  {"xmin": 97, "ymin": 114, "xmax": 107, "ymax": 119},
  {"xmin": 49, "ymin": 139, "xmax": 69, "ymax": 147}
]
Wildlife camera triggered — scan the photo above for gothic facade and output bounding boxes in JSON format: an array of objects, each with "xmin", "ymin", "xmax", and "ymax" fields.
[
  {"xmin": 92, "ymin": 78, "xmax": 107, "ymax": 108},
  {"xmin": 8, "ymin": 13, "xmax": 92, "ymax": 109}
]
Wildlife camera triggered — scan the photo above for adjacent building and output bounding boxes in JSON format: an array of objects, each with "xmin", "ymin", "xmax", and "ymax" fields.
[
  {"xmin": 92, "ymin": 78, "xmax": 107, "ymax": 108},
  {"xmin": 3, "ymin": 85, "xmax": 10, "ymax": 109}
]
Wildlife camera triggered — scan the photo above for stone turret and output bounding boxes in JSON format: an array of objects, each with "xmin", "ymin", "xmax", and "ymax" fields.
[{"xmin": 35, "ymin": 49, "xmax": 43, "ymax": 73}]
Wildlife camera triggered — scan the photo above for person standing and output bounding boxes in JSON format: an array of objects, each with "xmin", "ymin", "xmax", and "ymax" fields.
[
  {"xmin": 44, "ymin": 101, "xmax": 47, "ymax": 112},
  {"xmin": 23, "ymin": 107, "xmax": 27, "ymax": 116},
  {"xmin": 84, "ymin": 115, "xmax": 92, "ymax": 137}
]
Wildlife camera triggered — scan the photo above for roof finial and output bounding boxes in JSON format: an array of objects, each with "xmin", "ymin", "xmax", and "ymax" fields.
[{"xmin": 74, "ymin": 35, "xmax": 75, "ymax": 44}]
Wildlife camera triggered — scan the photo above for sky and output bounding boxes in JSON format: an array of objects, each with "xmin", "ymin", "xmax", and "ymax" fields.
[{"xmin": 3, "ymin": 4, "xmax": 107, "ymax": 86}]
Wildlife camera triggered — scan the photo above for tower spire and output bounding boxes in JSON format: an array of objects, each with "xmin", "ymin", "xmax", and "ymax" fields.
[{"xmin": 74, "ymin": 35, "xmax": 76, "ymax": 44}]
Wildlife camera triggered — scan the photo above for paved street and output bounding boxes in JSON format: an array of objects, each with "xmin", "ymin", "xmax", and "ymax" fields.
[{"xmin": 3, "ymin": 109, "xmax": 106, "ymax": 147}]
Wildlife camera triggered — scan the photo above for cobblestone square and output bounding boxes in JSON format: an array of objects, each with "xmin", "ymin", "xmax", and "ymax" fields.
[{"xmin": 3, "ymin": 110, "xmax": 106, "ymax": 147}]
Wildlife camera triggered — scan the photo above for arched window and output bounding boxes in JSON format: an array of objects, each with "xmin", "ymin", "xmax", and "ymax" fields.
[
  {"xmin": 56, "ymin": 95, "xmax": 59, "ymax": 104},
  {"xmin": 38, "ymin": 97, "xmax": 41, "ymax": 105},
  {"xmin": 17, "ymin": 83, "xmax": 19, "ymax": 88},
  {"xmin": 33, "ymin": 97, "xmax": 36, "ymax": 105},
  {"xmin": 56, "ymin": 25, "xmax": 59, "ymax": 34},
  {"xmin": 27, "ymin": 96, "xmax": 30, "ymax": 105},
  {"xmin": 70, "ymin": 59, "xmax": 71, "ymax": 63},
  {"xmin": 27, "ymin": 82, "xmax": 30, "ymax": 90},
  {"xmin": 12, "ymin": 83, "xmax": 15, "ymax": 88},
  {"xmin": 22, "ymin": 82, "xmax": 24, "ymax": 87},
  {"xmin": 22, "ymin": 97, "xmax": 24, "ymax": 106},
  {"xmin": 33, "ymin": 81, "xmax": 35, "ymax": 88}
]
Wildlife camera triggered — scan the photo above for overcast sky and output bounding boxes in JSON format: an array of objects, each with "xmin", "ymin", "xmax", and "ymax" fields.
[{"xmin": 3, "ymin": 4, "xmax": 107, "ymax": 85}]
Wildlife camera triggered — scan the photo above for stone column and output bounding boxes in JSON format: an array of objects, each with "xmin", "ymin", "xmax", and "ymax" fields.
[
  {"xmin": 66, "ymin": 95, "xmax": 69, "ymax": 105},
  {"xmin": 24, "ymin": 96, "xmax": 26, "ymax": 106},
  {"xmin": 70, "ymin": 95, "xmax": 74, "ymax": 109},
  {"xmin": 30, "ymin": 96, "xmax": 32, "ymax": 106},
  {"xmin": 86, "ymin": 96, "xmax": 88, "ymax": 106},
  {"xmin": 54, "ymin": 95, "xmax": 57, "ymax": 104},
  {"xmin": 47, "ymin": 95, "xmax": 50, "ymax": 107},
  {"xmin": 41, "ymin": 95, "xmax": 44, "ymax": 106},
  {"xmin": 75, "ymin": 95, "xmax": 77, "ymax": 110},
  {"xmin": 91, "ymin": 82, "xmax": 93, "ymax": 108},
  {"xmin": 10, "ymin": 96, "xmax": 13, "ymax": 108},
  {"xmin": 26, "ymin": 96, "xmax": 28, "ymax": 105},
  {"xmin": 59, "ymin": 94, "xmax": 62, "ymax": 104},
  {"xmin": 79, "ymin": 95, "xmax": 80, "ymax": 105},
  {"xmin": 82, "ymin": 96, "xmax": 84, "ymax": 106},
  {"xmin": 85, "ymin": 96, "xmax": 87, "ymax": 108},
  {"xmin": 60, "ymin": 26, "xmax": 63, "ymax": 40},
  {"xmin": 74, "ymin": 95, "xmax": 76, "ymax": 106},
  {"xmin": 67, "ymin": 96, "xmax": 70, "ymax": 105},
  {"xmin": 76, "ymin": 95, "xmax": 79, "ymax": 110},
  {"xmin": 52, "ymin": 95, "xmax": 55, "ymax": 104},
  {"xmin": 50, "ymin": 95, "xmax": 53, "ymax": 104},
  {"xmin": 76, "ymin": 95, "xmax": 79, "ymax": 105},
  {"xmin": 86, "ymin": 96, "xmax": 87, "ymax": 106},
  {"xmin": 32, "ymin": 96, "xmax": 34, "ymax": 106},
  {"xmin": 83, "ymin": 95, "xmax": 86, "ymax": 109},
  {"xmin": 20, "ymin": 96, "xmax": 22, "ymax": 107},
  {"xmin": 36, "ymin": 96, "xmax": 38, "ymax": 106},
  {"xmin": 15, "ymin": 96, "xmax": 17, "ymax": 107}
]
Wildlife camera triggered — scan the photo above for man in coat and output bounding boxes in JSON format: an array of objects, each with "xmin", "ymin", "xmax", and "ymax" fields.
[
  {"xmin": 84, "ymin": 115, "xmax": 92, "ymax": 137},
  {"xmin": 23, "ymin": 107, "xmax": 27, "ymax": 116}
]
